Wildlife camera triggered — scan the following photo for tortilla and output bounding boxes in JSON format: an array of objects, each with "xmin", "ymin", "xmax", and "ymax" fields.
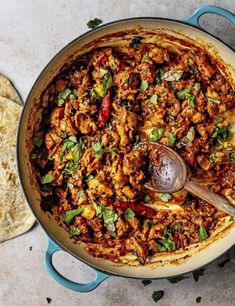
[
  {"xmin": 0, "ymin": 73, "xmax": 22, "ymax": 105},
  {"xmin": 0, "ymin": 96, "xmax": 35, "ymax": 242}
]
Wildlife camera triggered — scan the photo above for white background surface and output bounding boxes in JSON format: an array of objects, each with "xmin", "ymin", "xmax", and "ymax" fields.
[{"xmin": 0, "ymin": 1, "xmax": 235, "ymax": 305}]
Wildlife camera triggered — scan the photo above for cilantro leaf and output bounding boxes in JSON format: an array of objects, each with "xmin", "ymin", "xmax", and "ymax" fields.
[
  {"xmin": 160, "ymin": 193, "xmax": 172, "ymax": 202},
  {"xmin": 150, "ymin": 128, "xmax": 165, "ymax": 142},
  {"xmin": 40, "ymin": 174, "xmax": 53, "ymax": 184},
  {"xmin": 33, "ymin": 136, "xmax": 43, "ymax": 147},
  {"xmin": 140, "ymin": 80, "xmax": 148, "ymax": 92},
  {"xmin": 193, "ymin": 268, "xmax": 205, "ymax": 282},
  {"xmin": 131, "ymin": 36, "xmax": 143, "ymax": 48},
  {"xmin": 168, "ymin": 132, "xmax": 176, "ymax": 146},
  {"xmin": 152, "ymin": 290, "xmax": 164, "ymax": 303},
  {"xmin": 150, "ymin": 94, "xmax": 158, "ymax": 104},
  {"xmin": 87, "ymin": 18, "xmax": 102, "ymax": 29},
  {"xmin": 168, "ymin": 275, "xmax": 188, "ymax": 283},
  {"xmin": 196, "ymin": 297, "xmax": 202, "ymax": 304},
  {"xmin": 70, "ymin": 227, "xmax": 81, "ymax": 237},
  {"xmin": 141, "ymin": 279, "xmax": 152, "ymax": 286},
  {"xmin": 199, "ymin": 225, "xmax": 208, "ymax": 241},
  {"xmin": 92, "ymin": 141, "xmax": 103, "ymax": 158},
  {"xmin": 144, "ymin": 195, "xmax": 151, "ymax": 203},
  {"xmin": 63, "ymin": 208, "xmax": 83, "ymax": 225},
  {"xmin": 124, "ymin": 208, "xmax": 135, "ymax": 219}
]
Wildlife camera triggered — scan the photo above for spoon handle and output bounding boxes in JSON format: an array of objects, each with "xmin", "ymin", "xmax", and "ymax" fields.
[{"xmin": 184, "ymin": 180, "xmax": 235, "ymax": 217}]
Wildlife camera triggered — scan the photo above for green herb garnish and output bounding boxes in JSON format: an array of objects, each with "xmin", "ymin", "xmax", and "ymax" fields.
[
  {"xmin": 168, "ymin": 275, "xmax": 188, "ymax": 283},
  {"xmin": 70, "ymin": 227, "xmax": 81, "ymax": 237},
  {"xmin": 58, "ymin": 89, "xmax": 71, "ymax": 106},
  {"xmin": 102, "ymin": 73, "xmax": 113, "ymax": 96},
  {"xmin": 207, "ymin": 96, "xmax": 220, "ymax": 103},
  {"xmin": 87, "ymin": 18, "xmax": 102, "ymax": 29},
  {"xmin": 193, "ymin": 268, "xmax": 205, "ymax": 282},
  {"xmin": 168, "ymin": 132, "xmax": 176, "ymax": 146},
  {"xmin": 46, "ymin": 297, "xmax": 52, "ymax": 304},
  {"xmin": 92, "ymin": 141, "xmax": 103, "ymax": 158},
  {"xmin": 62, "ymin": 136, "xmax": 77, "ymax": 152},
  {"xmin": 196, "ymin": 297, "xmax": 202, "ymax": 304},
  {"xmin": 132, "ymin": 36, "xmax": 143, "ymax": 48},
  {"xmin": 155, "ymin": 229, "xmax": 176, "ymax": 252},
  {"xmin": 199, "ymin": 225, "xmax": 208, "ymax": 241},
  {"xmin": 150, "ymin": 94, "xmax": 158, "ymax": 104},
  {"xmin": 160, "ymin": 193, "xmax": 172, "ymax": 202},
  {"xmin": 140, "ymin": 80, "xmax": 148, "ymax": 92},
  {"xmin": 212, "ymin": 125, "xmax": 232, "ymax": 143},
  {"xmin": 141, "ymin": 279, "xmax": 152, "ymax": 286},
  {"xmin": 144, "ymin": 195, "xmax": 151, "ymax": 203},
  {"xmin": 150, "ymin": 128, "xmax": 165, "ymax": 142},
  {"xmin": 40, "ymin": 174, "xmax": 53, "ymax": 184},
  {"xmin": 33, "ymin": 136, "xmax": 43, "ymax": 147},
  {"xmin": 176, "ymin": 88, "xmax": 195, "ymax": 108},
  {"xmin": 152, "ymin": 290, "xmax": 164, "ymax": 303},
  {"xmin": 214, "ymin": 117, "xmax": 224, "ymax": 125},
  {"xmin": 85, "ymin": 174, "xmax": 95, "ymax": 182},
  {"xmin": 63, "ymin": 208, "xmax": 83, "ymax": 225},
  {"xmin": 31, "ymin": 153, "xmax": 37, "ymax": 160},
  {"xmin": 100, "ymin": 68, "xmax": 108, "ymax": 76},
  {"xmin": 230, "ymin": 123, "xmax": 235, "ymax": 133},
  {"xmin": 194, "ymin": 82, "xmax": 201, "ymax": 91},
  {"xmin": 156, "ymin": 69, "xmax": 164, "ymax": 84},
  {"xmin": 64, "ymin": 161, "xmax": 80, "ymax": 175},
  {"xmin": 124, "ymin": 208, "xmax": 135, "ymax": 219},
  {"xmin": 171, "ymin": 222, "xmax": 182, "ymax": 229},
  {"xmin": 102, "ymin": 206, "xmax": 118, "ymax": 232}
]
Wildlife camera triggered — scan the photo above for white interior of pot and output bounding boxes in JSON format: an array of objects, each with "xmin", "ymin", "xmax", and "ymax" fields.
[{"xmin": 18, "ymin": 18, "xmax": 235, "ymax": 278}]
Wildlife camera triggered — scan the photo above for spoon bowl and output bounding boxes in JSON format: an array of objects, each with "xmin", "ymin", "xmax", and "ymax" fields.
[{"xmin": 140, "ymin": 142, "xmax": 235, "ymax": 217}]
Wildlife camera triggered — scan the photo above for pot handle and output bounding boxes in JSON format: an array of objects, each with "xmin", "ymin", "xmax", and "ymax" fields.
[
  {"xmin": 44, "ymin": 238, "xmax": 109, "ymax": 292},
  {"xmin": 185, "ymin": 5, "xmax": 235, "ymax": 50}
]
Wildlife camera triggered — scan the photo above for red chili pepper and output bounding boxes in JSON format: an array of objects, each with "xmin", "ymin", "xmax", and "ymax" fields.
[
  {"xmin": 114, "ymin": 201, "xmax": 157, "ymax": 218},
  {"xmin": 98, "ymin": 90, "xmax": 111, "ymax": 127}
]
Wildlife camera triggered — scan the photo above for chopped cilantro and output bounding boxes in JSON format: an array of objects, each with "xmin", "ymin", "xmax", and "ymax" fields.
[
  {"xmin": 124, "ymin": 208, "xmax": 135, "ymax": 219},
  {"xmin": 100, "ymin": 67, "xmax": 108, "ymax": 76},
  {"xmin": 196, "ymin": 297, "xmax": 202, "ymax": 304},
  {"xmin": 102, "ymin": 73, "xmax": 113, "ymax": 96},
  {"xmin": 160, "ymin": 193, "xmax": 172, "ymax": 202},
  {"xmin": 194, "ymin": 82, "xmax": 201, "ymax": 91},
  {"xmin": 150, "ymin": 128, "xmax": 165, "ymax": 142},
  {"xmin": 102, "ymin": 206, "xmax": 118, "ymax": 232},
  {"xmin": 141, "ymin": 279, "xmax": 152, "ymax": 286},
  {"xmin": 214, "ymin": 117, "xmax": 224, "ymax": 125},
  {"xmin": 46, "ymin": 297, "xmax": 52, "ymax": 304},
  {"xmin": 29, "ymin": 246, "xmax": 33, "ymax": 251},
  {"xmin": 144, "ymin": 195, "xmax": 151, "ymax": 203},
  {"xmin": 230, "ymin": 122, "xmax": 235, "ymax": 133},
  {"xmin": 207, "ymin": 96, "xmax": 220, "ymax": 104},
  {"xmin": 199, "ymin": 225, "xmax": 208, "ymax": 241},
  {"xmin": 85, "ymin": 174, "xmax": 95, "ymax": 182},
  {"xmin": 33, "ymin": 136, "xmax": 43, "ymax": 147},
  {"xmin": 140, "ymin": 80, "xmax": 148, "ymax": 92},
  {"xmin": 131, "ymin": 36, "xmax": 143, "ymax": 48},
  {"xmin": 64, "ymin": 161, "xmax": 79, "ymax": 175},
  {"xmin": 150, "ymin": 94, "xmax": 158, "ymax": 104},
  {"xmin": 168, "ymin": 275, "xmax": 188, "ymax": 283},
  {"xmin": 152, "ymin": 290, "xmax": 164, "ymax": 303},
  {"xmin": 40, "ymin": 174, "xmax": 53, "ymax": 184},
  {"xmin": 156, "ymin": 69, "xmax": 164, "ymax": 84},
  {"xmin": 92, "ymin": 141, "xmax": 103, "ymax": 158},
  {"xmin": 70, "ymin": 227, "xmax": 81, "ymax": 237},
  {"xmin": 193, "ymin": 268, "xmax": 205, "ymax": 282},
  {"xmin": 168, "ymin": 132, "xmax": 176, "ymax": 146},
  {"xmin": 31, "ymin": 153, "xmax": 37, "ymax": 160},
  {"xmin": 63, "ymin": 208, "xmax": 83, "ymax": 225},
  {"xmin": 87, "ymin": 18, "xmax": 102, "ymax": 29}
]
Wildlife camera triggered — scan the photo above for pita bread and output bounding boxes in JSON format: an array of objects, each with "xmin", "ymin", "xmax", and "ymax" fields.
[
  {"xmin": 0, "ymin": 96, "xmax": 35, "ymax": 242},
  {"xmin": 0, "ymin": 73, "xmax": 22, "ymax": 105}
]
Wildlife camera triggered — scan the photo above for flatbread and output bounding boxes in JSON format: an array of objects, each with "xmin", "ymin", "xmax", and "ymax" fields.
[
  {"xmin": 0, "ymin": 96, "xmax": 35, "ymax": 242},
  {"xmin": 0, "ymin": 73, "xmax": 22, "ymax": 105}
]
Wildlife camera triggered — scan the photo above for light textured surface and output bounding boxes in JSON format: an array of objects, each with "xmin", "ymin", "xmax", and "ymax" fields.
[{"xmin": 0, "ymin": 0, "xmax": 235, "ymax": 305}]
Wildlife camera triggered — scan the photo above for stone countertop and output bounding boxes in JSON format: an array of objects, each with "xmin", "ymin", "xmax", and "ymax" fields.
[{"xmin": 0, "ymin": 0, "xmax": 235, "ymax": 305}]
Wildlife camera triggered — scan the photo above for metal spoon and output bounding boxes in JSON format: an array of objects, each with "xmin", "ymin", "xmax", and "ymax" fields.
[{"xmin": 141, "ymin": 142, "xmax": 235, "ymax": 217}]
